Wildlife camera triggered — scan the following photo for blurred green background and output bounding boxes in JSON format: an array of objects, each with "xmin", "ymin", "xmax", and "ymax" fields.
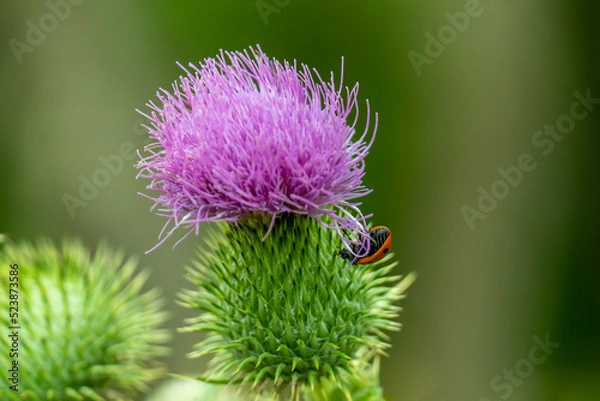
[{"xmin": 1, "ymin": 1, "xmax": 598, "ymax": 400}]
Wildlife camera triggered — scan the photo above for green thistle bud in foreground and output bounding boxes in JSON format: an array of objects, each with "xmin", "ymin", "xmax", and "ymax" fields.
[
  {"xmin": 181, "ymin": 214, "xmax": 415, "ymax": 399},
  {"xmin": 0, "ymin": 239, "xmax": 170, "ymax": 400}
]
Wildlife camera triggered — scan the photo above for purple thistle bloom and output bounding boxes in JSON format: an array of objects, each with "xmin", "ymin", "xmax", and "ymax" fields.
[{"xmin": 136, "ymin": 46, "xmax": 377, "ymax": 254}]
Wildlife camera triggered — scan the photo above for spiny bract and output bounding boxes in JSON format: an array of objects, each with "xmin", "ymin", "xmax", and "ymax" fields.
[
  {"xmin": 0, "ymin": 239, "xmax": 170, "ymax": 401},
  {"xmin": 180, "ymin": 214, "xmax": 412, "ymax": 399}
]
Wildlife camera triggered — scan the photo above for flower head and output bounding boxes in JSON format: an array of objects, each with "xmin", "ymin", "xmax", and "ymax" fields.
[{"xmin": 137, "ymin": 46, "xmax": 377, "ymax": 253}]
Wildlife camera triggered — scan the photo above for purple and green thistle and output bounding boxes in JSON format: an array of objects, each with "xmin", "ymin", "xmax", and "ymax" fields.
[
  {"xmin": 136, "ymin": 45, "xmax": 376, "ymax": 257},
  {"xmin": 136, "ymin": 46, "xmax": 413, "ymax": 400}
]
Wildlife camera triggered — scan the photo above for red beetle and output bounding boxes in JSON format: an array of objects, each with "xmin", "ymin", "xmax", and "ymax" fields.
[{"xmin": 339, "ymin": 226, "xmax": 393, "ymax": 265}]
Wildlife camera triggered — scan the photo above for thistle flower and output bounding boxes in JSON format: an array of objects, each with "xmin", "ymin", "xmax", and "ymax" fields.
[
  {"xmin": 135, "ymin": 46, "xmax": 414, "ymax": 399},
  {"xmin": 180, "ymin": 215, "xmax": 415, "ymax": 399},
  {"xmin": 0, "ymin": 239, "xmax": 169, "ymax": 400},
  {"xmin": 136, "ymin": 46, "xmax": 377, "ymax": 254}
]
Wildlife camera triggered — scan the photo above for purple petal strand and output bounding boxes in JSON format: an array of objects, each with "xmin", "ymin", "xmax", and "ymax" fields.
[{"xmin": 136, "ymin": 46, "xmax": 377, "ymax": 256}]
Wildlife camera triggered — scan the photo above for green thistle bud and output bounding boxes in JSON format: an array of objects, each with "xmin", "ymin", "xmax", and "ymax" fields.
[
  {"xmin": 180, "ymin": 214, "xmax": 414, "ymax": 399},
  {"xmin": 0, "ymin": 239, "xmax": 170, "ymax": 400}
]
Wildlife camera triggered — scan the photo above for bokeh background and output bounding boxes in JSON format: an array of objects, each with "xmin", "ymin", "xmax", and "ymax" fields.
[{"xmin": 1, "ymin": 1, "xmax": 598, "ymax": 400}]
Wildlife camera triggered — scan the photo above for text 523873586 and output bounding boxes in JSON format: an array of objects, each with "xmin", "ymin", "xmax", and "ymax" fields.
[{"xmin": 7, "ymin": 263, "xmax": 20, "ymax": 392}]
